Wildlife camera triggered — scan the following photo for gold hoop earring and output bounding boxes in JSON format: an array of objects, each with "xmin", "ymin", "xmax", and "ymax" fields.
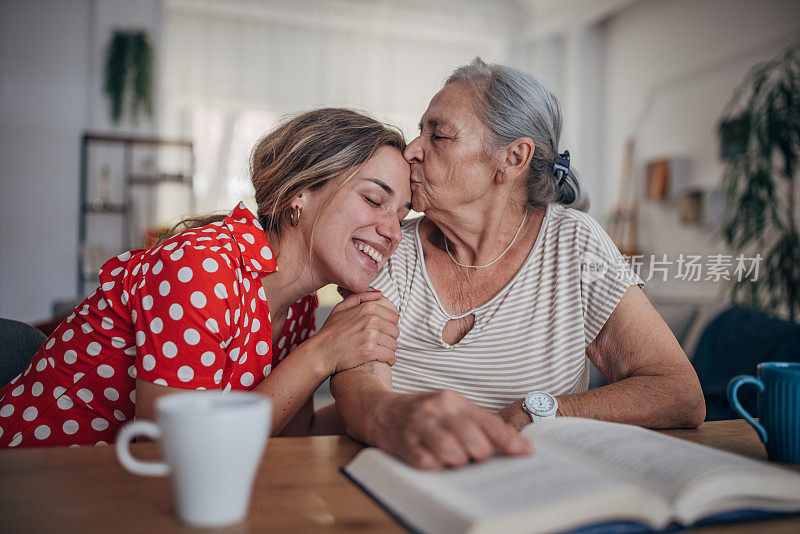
[{"xmin": 289, "ymin": 206, "xmax": 301, "ymax": 227}]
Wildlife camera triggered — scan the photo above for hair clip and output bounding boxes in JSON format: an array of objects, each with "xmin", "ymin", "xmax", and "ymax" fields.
[{"xmin": 552, "ymin": 150, "xmax": 570, "ymax": 181}]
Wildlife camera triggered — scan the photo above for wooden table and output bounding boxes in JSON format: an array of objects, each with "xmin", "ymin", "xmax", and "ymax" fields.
[{"xmin": 0, "ymin": 419, "xmax": 798, "ymax": 533}]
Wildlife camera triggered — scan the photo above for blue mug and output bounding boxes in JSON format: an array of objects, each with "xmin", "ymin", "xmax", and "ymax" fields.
[{"xmin": 728, "ymin": 362, "xmax": 800, "ymax": 464}]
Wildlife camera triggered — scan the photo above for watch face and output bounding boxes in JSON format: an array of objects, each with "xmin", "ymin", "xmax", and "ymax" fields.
[{"xmin": 525, "ymin": 392, "xmax": 556, "ymax": 416}]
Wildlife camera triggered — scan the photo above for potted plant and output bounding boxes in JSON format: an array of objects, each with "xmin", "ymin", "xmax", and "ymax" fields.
[
  {"xmin": 719, "ymin": 44, "xmax": 800, "ymax": 320},
  {"xmin": 104, "ymin": 29, "xmax": 153, "ymax": 124}
]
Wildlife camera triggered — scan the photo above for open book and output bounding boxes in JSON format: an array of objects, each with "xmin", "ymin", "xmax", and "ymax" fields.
[{"xmin": 343, "ymin": 418, "xmax": 800, "ymax": 534}]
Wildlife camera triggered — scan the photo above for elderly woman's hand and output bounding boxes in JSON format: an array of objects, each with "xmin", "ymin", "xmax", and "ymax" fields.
[
  {"xmin": 497, "ymin": 399, "xmax": 531, "ymax": 431},
  {"xmin": 305, "ymin": 291, "xmax": 399, "ymax": 376},
  {"xmin": 368, "ymin": 389, "xmax": 533, "ymax": 470}
]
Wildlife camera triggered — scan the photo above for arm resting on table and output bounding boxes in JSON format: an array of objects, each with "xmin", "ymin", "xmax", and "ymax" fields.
[{"xmin": 329, "ymin": 361, "xmax": 393, "ymax": 443}]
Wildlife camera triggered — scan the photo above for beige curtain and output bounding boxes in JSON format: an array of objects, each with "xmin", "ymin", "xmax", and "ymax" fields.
[{"xmin": 160, "ymin": 0, "xmax": 515, "ymax": 216}]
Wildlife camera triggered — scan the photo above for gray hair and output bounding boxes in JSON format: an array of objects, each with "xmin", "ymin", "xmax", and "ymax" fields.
[{"xmin": 446, "ymin": 57, "xmax": 590, "ymax": 212}]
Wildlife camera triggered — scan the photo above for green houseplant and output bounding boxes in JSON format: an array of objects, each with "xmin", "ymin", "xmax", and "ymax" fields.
[
  {"xmin": 719, "ymin": 44, "xmax": 800, "ymax": 321},
  {"xmin": 104, "ymin": 30, "xmax": 153, "ymax": 124}
]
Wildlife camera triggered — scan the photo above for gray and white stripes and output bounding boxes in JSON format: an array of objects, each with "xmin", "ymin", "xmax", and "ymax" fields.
[{"xmin": 371, "ymin": 204, "xmax": 642, "ymax": 412}]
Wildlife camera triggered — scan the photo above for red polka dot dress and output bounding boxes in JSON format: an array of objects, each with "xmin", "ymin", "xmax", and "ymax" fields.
[{"xmin": 0, "ymin": 203, "xmax": 317, "ymax": 448}]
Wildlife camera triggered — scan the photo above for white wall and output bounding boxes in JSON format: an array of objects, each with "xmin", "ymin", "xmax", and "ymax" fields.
[
  {"xmin": 602, "ymin": 0, "xmax": 800, "ymax": 299},
  {"xmin": 0, "ymin": 0, "xmax": 91, "ymax": 323},
  {"xmin": 0, "ymin": 0, "xmax": 161, "ymax": 323}
]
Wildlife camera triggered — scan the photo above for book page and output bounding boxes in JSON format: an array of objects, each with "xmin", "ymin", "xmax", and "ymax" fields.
[
  {"xmin": 432, "ymin": 445, "xmax": 630, "ymax": 516},
  {"xmin": 525, "ymin": 418, "xmax": 790, "ymax": 503},
  {"xmin": 346, "ymin": 441, "xmax": 670, "ymax": 534}
]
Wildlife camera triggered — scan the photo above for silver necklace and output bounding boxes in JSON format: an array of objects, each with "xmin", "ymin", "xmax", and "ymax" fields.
[{"xmin": 444, "ymin": 211, "xmax": 528, "ymax": 269}]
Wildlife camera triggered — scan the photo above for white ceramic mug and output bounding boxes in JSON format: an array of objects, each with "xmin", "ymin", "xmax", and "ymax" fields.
[{"xmin": 116, "ymin": 391, "xmax": 271, "ymax": 528}]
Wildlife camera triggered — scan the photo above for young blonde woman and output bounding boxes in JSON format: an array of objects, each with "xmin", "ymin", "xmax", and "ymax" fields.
[{"xmin": 0, "ymin": 109, "xmax": 412, "ymax": 448}]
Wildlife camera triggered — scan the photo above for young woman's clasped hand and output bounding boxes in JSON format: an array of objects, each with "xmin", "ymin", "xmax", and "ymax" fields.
[{"xmin": 302, "ymin": 291, "xmax": 399, "ymax": 376}]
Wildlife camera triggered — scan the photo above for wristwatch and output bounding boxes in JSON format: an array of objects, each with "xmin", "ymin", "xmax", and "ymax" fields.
[{"xmin": 522, "ymin": 391, "xmax": 558, "ymax": 423}]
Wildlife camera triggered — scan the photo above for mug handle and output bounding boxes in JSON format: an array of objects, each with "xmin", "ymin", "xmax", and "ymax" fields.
[
  {"xmin": 727, "ymin": 375, "xmax": 767, "ymax": 444},
  {"xmin": 115, "ymin": 420, "xmax": 170, "ymax": 476}
]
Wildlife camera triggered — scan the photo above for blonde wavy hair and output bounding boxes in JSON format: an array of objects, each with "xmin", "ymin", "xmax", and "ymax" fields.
[{"xmin": 166, "ymin": 108, "xmax": 406, "ymax": 239}]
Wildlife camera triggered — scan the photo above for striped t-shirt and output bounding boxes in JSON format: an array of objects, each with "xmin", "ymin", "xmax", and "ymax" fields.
[{"xmin": 371, "ymin": 203, "xmax": 643, "ymax": 412}]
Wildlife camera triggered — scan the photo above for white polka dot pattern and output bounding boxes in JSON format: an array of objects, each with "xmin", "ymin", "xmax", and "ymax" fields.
[
  {"xmin": 142, "ymin": 354, "xmax": 156, "ymax": 371},
  {"xmin": 184, "ymin": 329, "xmax": 200, "ymax": 345},
  {"xmin": 162, "ymin": 341, "xmax": 178, "ymax": 359},
  {"xmin": 177, "ymin": 266, "xmax": 193, "ymax": 282},
  {"xmin": 190, "ymin": 291, "xmax": 207, "ymax": 309},
  {"xmin": 0, "ymin": 203, "xmax": 316, "ymax": 449},
  {"xmin": 34, "ymin": 425, "xmax": 51, "ymax": 440},
  {"xmin": 63, "ymin": 420, "xmax": 79, "ymax": 435},
  {"xmin": 201, "ymin": 352, "xmax": 215, "ymax": 366},
  {"xmin": 169, "ymin": 303, "xmax": 183, "ymax": 320},
  {"xmin": 203, "ymin": 258, "xmax": 218, "ymax": 272},
  {"xmin": 177, "ymin": 366, "xmax": 194, "ymax": 382},
  {"xmin": 214, "ymin": 283, "xmax": 228, "ymax": 299},
  {"xmin": 57, "ymin": 396, "xmax": 74, "ymax": 410},
  {"xmin": 150, "ymin": 318, "xmax": 163, "ymax": 334}
]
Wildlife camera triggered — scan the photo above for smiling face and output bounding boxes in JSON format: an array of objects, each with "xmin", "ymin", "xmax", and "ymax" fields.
[
  {"xmin": 300, "ymin": 146, "xmax": 412, "ymax": 292},
  {"xmin": 403, "ymin": 82, "xmax": 499, "ymax": 215}
]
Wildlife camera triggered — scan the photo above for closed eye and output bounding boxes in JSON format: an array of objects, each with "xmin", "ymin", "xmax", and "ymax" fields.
[{"xmin": 363, "ymin": 195, "xmax": 381, "ymax": 207}]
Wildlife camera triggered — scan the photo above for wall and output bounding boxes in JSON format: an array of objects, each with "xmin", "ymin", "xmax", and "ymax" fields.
[
  {"xmin": 511, "ymin": 0, "xmax": 638, "ymax": 218},
  {"xmin": 0, "ymin": 0, "xmax": 91, "ymax": 323},
  {"xmin": 601, "ymin": 0, "xmax": 800, "ymax": 299},
  {"xmin": 0, "ymin": 0, "xmax": 161, "ymax": 323},
  {"xmin": 160, "ymin": 0, "xmax": 516, "ymax": 216}
]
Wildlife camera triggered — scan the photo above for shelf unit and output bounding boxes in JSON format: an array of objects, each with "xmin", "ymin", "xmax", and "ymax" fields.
[{"xmin": 78, "ymin": 132, "xmax": 195, "ymax": 296}]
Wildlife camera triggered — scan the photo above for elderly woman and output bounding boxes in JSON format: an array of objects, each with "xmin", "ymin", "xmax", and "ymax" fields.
[{"xmin": 330, "ymin": 58, "xmax": 705, "ymax": 469}]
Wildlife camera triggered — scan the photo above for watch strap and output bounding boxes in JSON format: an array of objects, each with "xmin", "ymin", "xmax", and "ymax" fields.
[{"xmin": 522, "ymin": 391, "xmax": 558, "ymax": 422}]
